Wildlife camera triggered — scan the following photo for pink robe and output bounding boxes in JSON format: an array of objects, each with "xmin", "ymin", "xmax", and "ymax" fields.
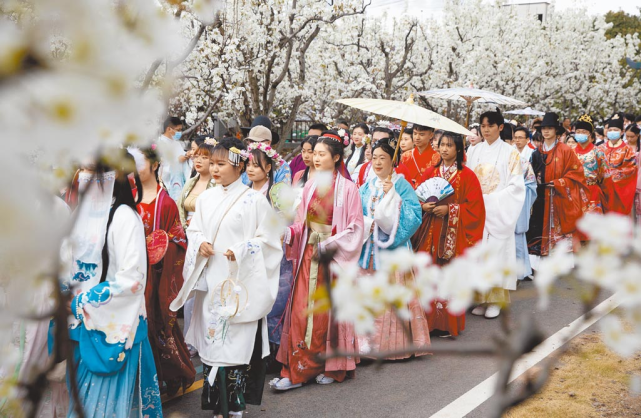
[{"xmin": 277, "ymin": 173, "xmax": 364, "ymax": 375}]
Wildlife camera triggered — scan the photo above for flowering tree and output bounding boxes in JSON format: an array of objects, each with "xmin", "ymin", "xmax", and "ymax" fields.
[
  {"xmin": 173, "ymin": 0, "xmax": 371, "ymax": 145},
  {"xmin": 0, "ymin": 0, "xmax": 222, "ymax": 416}
]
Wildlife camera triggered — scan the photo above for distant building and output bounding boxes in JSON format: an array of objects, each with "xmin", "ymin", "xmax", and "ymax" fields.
[{"xmin": 501, "ymin": 1, "xmax": 550, "ymax": 23}]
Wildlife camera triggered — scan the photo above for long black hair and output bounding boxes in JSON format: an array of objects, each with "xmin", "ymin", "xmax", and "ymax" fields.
[
  {"xmin": 301, "ymin": 135, "xmax": 318, "ymax": 185},
  {"xmin": 99, "ymin": 152, "xmax": 142, "ymax": 283},
  {"xmin": 316, "ymin": 131, "xmax": 346, "ymax": 171},
  {"xmin": 345, "ymin": 123, "xmax": 368, "ymax": 168},
  {"xmin": 434, "ymin": 131, "xmax": 465, "ymax": 171},
  {"xmin": 141, "ymin": 147, "xmax": 161, "ymax": 185},
  {"xmin": 625, "ymin": 124, "xmax": 640, "ymax": 152},
  {"xmin": 249, "ymin": 148, "xmax": 275, "ymax": 205}
]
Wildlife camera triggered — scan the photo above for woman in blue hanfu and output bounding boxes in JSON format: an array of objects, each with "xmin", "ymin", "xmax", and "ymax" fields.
[
  {"xmin": 357, "ymin": 139, "xmax": 431, "ymax": 359},
  {"xmin": 55, "ymin": 157, "xmax": 163, "ymax": 417}
]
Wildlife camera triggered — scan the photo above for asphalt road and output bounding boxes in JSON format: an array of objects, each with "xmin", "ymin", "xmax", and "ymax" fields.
[{"xmin": 163, "ymin": 279, "xmax": 607, "ymax": 417}]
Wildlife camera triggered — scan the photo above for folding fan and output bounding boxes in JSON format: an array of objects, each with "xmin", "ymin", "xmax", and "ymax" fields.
[{"xmin": 416, "ymin": 177, "xmax": 454, "ymax": 203}]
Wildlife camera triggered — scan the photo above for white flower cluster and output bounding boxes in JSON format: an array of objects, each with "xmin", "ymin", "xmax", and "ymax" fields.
[{"xmin": 332, "ymin": 243, "xmax": 522, "ymax": 336}]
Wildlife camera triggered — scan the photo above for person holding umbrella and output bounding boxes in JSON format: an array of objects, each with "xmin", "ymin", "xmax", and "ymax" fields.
[
  {"xmin": 527, "ymin": 112, "xmax": 588, "ymax": 270},
  {"xmin": 466, "ymin": 108, "xmax": 525, "ymax": 319}
]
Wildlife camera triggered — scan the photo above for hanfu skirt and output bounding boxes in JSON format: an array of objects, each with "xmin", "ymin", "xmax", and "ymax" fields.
[{"xmin": 68, "ymin": 337, "xmax": 162, "ymax": 418}]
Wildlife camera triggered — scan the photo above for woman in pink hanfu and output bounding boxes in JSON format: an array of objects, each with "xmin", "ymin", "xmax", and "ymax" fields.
[{"xmin": 272, "ymin": 131, "xmax": 364, "ymax": 391}]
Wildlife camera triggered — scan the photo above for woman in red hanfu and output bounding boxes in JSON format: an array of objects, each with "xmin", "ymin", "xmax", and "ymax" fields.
[
  {"xmin": 412, "ymin": 132, "xmax": 486, "ymax": 337},
  {"xmin": 130, "ymin": 147, "xmax": 196, "ymax": 395},
  {"xmin": 599, "ymin": 114, "xmax": 638, "ymax": 215}
]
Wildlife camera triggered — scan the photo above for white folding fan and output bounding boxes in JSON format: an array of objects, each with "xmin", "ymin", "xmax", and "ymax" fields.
[{"xmin": 416, "ymin": 177, "xmax": 454, "ymax": 203}]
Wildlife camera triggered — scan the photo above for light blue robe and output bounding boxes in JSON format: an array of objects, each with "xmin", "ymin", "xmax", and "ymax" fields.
[
  {"xmin": 358, "ymin": 174, "xmax": 422, "ymax": 270},
  {"xmin": 242, "ymin": 160, "xmax": 292, "ymax": 186},
  {"xmin": 516, "ymin": 164, "xmax": 537, "ymax": 279}
]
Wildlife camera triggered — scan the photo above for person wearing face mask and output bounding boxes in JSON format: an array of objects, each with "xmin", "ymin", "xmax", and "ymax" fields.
[
  {"xmin": 527, "ymin": 112, "xmax": 588, "ymax": 271},
  {"xmin": 572, "ymin": 114, "xmax": 613, "ymax": 216},
  {"xmin": 598, "ymin": 113, "xmax": 639, "ymax": 215},
  {"xmin": 159, "ymin": 116, "xmax": 192, "ymax": 202}
]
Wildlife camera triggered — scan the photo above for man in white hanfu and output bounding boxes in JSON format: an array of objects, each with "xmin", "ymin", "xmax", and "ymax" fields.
[
  {"xmin": 171, "ymin": 138, "xmax": 283, "ymax": 417},
  {"xmin": 158, "ymin": 116, "xmax": 191, "ymax": 201},
  {"xmin": 466, "ymin": 109, "xmax": 526, "ymax": 319}
]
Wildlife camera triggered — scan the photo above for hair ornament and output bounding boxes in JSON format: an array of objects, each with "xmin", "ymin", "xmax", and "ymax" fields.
[
  {"xmin": 205, "ymin": 137, "xmax": 218, "ymax": 146},
  {"xmin": 228, "ymin": 147, "xmax": 248, "ymax": 166},
  {"xmin": 246, "ymin": 142, "xmax": 286, "ymax": 169},
  {"xmin": 322, "ymin": 131, "xmax": 350, "ymax": 146}
]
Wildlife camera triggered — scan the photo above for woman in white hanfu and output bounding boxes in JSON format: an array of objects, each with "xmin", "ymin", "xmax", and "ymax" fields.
[
  {"xmin": 170, "ymin": 138, "xmax": 282, "ymax": 418},
  {"xmin": 466, "ymin": 109, "xmax": 525, "ymax": 319}
]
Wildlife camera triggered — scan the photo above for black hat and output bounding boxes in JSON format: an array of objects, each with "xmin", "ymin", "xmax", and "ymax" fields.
[
  {"xmin": 574, "ymin": 114, "xmax": 594, "ymax": 133},
  {"xmin": 609, "ymin": 113, "xmax": 624, "ymax": 130},
  {"xmin": 241, "ymin": 116, "xmax": 281, "ymax": 145},
  {"xmin": 540, "ymin": 112, "xmax": 564, "ymax": 135}
]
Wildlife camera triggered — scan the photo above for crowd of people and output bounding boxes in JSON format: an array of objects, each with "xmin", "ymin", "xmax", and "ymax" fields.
[{"xmin": 27, "ymin": 108, "xmax": 641, "ymax": 418}]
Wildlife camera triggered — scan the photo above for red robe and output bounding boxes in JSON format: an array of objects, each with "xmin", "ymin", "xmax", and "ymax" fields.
[
  {"xmin": 137, "ymin": 188, "xmax": 196, "ymax": 393},
  {"xmin": 411, "ymin": 165, "xmax": 486, "ymax": 336},
  {"xmin": 599, "ymin": 141, "xmax": 638, "ymax": 215},
  {"xmin": 528, "ymin": 143, "xmax": 588, "ymax": 256},
  {"xmin": 401, "ymin": 146, "xmax": 441, "ymax": 189},
  {"xmin": 573, "ymin": 143, "xmax": 614, "ymax": 215}
]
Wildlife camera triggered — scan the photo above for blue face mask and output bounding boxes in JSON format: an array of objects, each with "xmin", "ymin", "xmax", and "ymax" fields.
[
  {"xmin": 607, "ymin": 131, "xmax": 621, "ymax": 141},
  {"xmin": 575, "ymin": 133, "xmax": 589, "ymax": 143},
  {"xmin": 173, "ymin": 131, "xmax": 183, "ymax": 140}
]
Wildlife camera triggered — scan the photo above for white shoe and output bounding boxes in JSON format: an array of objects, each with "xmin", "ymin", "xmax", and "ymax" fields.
[
  {"xmin": 271, "ymin": 377, "xmax": 302, "ymax": 391},
  {"xmin": 484, "ymin": 304, "xmax": 501, "ymax": 319},
  {"xmin": 471, "ymin": 305, "xmax": 486, "ymax": 316},
  {"xmin": 315, "ymin": 374, "xmax": 335, "ymax": 385}
]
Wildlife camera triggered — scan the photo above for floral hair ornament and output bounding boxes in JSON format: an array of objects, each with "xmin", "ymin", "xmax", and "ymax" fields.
[
  {"xmin": 363, "ymin": 134, "xmax": 372, "ymax": 145},
  {"xmin": 228, "ymin": 147, "xmax": 248, "ymax": 166},
  {"xmin": 246, "ymin": 142, "xmax": 286, "ymax": 169},
  {"xmin": 205, "ymin": 137, "xmax": 218, "ymax": 146},
  {"xmin": 150, "ymin": 143, "xmax": 157, "ymax": 151},
  {"xmin": 321, "ymin": 130, "xmax": 350, "ymax": 146}
]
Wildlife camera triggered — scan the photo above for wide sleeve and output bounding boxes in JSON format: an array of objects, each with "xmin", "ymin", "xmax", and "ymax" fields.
[
  {"xmin": 228, "ymin": 194, "xmax": 283, "ymax": 323},
  {"xmin": 608, "ymin": 146, "xmax": 638, "ymax": 215},
  {"xmin": 373, "ymin": 179, "xmax": 422, "ymax": 250},
  {"xmin": 483, "ymin": 148, "xmax": 526, "ymax": 240},
  {"xmin": 551, "ymin": 147, "xmax": 588, "ymax": 234},
  {"xmin": 156, "ymin": 195, "xmax": 188, "ymax": 329},
  {"xmin": 515, "ymin": 163, "xmax": 537, "ymax": 234},
  {"xmin": 359, "ymin": 182, "xmax": 375, "ymax": 244},
  {"xmin": 456, "ymin": 168, "xmax": 486, "ymax": 250},
  {"xmin": 170, "ymin": 193, "xmax": 209, "ymax": 312},
  {"xmin": 275, "ymin": 161, "xmax": 292, "ymax": 185},
  {"xmin": 318, "ymin": 181, "xmax": 364, "ymax": 269},
  {"xmin": 285, "ymin": 183, "xmax": 310, "ymax": 262},
  {"xmin": 72, "ymin": 206, "xmax": 147, "ymax": 374}
]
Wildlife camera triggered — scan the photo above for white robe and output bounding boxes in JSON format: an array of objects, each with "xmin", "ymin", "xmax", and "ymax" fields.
[
  {"xmin": 170, "ymin": 177, "xmax": 282, "ymax": 368},
  {"xmin": 466, "ymin": 139, "xmax": 526, "ymax": 290}
]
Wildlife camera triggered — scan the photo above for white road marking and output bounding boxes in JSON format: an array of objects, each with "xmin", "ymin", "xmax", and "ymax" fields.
[{"xmin": 430, "ymin": 294, "xmax": 621, "ymax": 418}]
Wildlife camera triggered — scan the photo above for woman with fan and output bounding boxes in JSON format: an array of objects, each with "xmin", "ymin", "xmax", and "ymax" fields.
[
  {"xmin": 130, "ymin": 147, "xmax": 196, "ymax": 396},
  {"xmin": 272, "ymin": 131, "xmax": 363, "ymax": 391},
  {"xmin": 170, "ymin": 138, "xmax": 283, "ymax": 418},
  {"xmin": 412, "ymin": 132, "xmax": 486, "ymax": 337},
  {"xmin": 357, "ymin": 140, "xmax": 430, "ymax": 358}
]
